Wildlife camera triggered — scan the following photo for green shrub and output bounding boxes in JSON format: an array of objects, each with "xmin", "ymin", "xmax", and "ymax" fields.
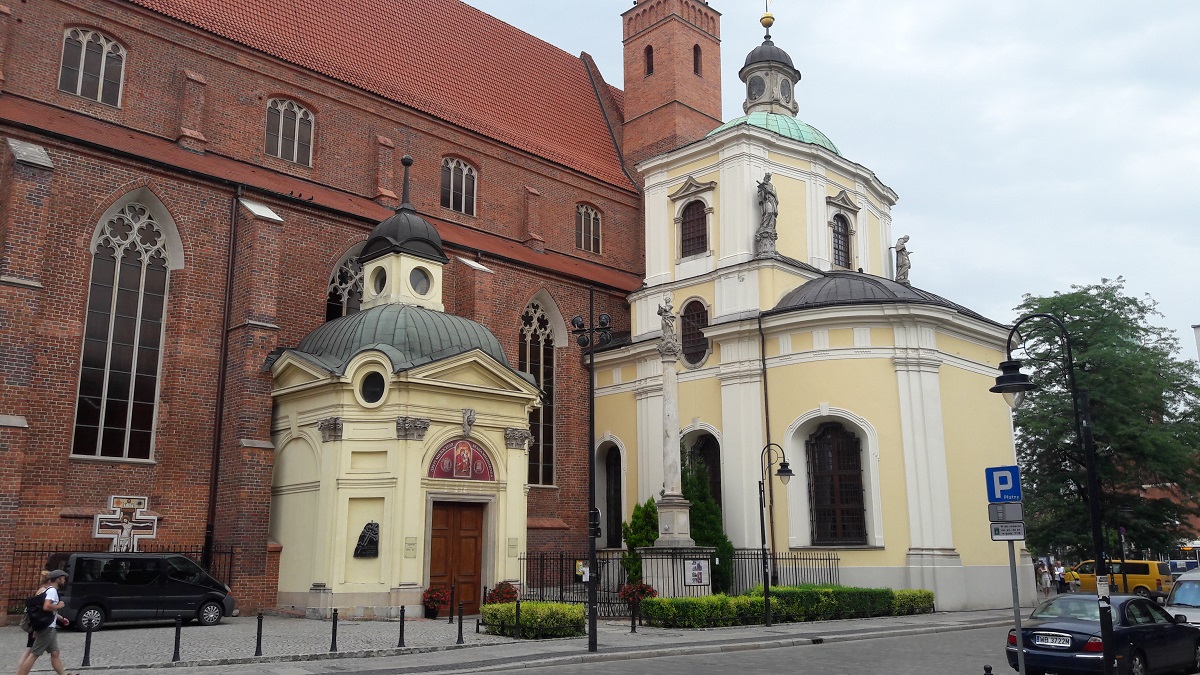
[
  {"xmin": 620, "ymin": 498, "xmax": 658, "ymax": 583},
  {"xmin": 745, "ymin": 584, "xmax": 895, "ymax": 620},
  {"xmin": 892, "ymin": 589, "xmax": 935, "ymax": 615},
  {"xmin": 480, "ymin": 601, "xmax": 585, "ymax": 638},
  {"xmin": 641, "ymin": 594, "xmax": 766, "ymax": 628}
]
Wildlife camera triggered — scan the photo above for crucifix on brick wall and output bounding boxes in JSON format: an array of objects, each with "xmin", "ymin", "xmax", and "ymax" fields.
[{"xmin": 93, "ymin": 495, "xmax": 158, "ymax": 552}]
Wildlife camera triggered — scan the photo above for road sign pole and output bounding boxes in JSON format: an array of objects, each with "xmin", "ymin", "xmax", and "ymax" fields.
[{"xmin": 1009, "ymin": 539, "xmax": 1026, "ymax": 675}]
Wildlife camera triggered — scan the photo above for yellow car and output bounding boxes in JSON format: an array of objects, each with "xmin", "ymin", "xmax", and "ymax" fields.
[{"xmin": 1073, "ymin": 559, "xmax": 1174, "ymax": 598}]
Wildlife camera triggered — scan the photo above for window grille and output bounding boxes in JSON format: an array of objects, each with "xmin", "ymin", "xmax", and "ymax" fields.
[
  {"xmin": 681, "ymin": 301, "xmax": 709, "ymax": 365},
  {"xmin": 519, "ymin": 302, "xmax": 555, "ymax": 485},
  {"xmin": 73, "ymin": 203, "xmax": 170, "ymax": 460},
  {"xmin": 680, "ymin": 201, "xmax": 707, "ymax": 258},
  {"xmin": 831, "ymin": 215, "xmax": 852, "ymax": 268},
  {"xmin": 576, "ymin": 205, "xmax": 602, "ymax": 254},
  {"xmin": 440, "ymin": 158, "xmax": 477, "ymax": 216},
  {"xmin": 265, "ymin": 99, "xmax": 314, "ymax": 166},
  {"xmin": 807, "ymin": 423, "xmax": 868, "ymax": 545},
  {"xmin": 58, "ymin": 28, "xmax": 125, "ymax": 106}
]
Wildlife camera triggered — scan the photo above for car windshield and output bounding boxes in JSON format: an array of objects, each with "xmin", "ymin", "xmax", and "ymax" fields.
[
  {"xmin": 1032, "ymin": 596, "xmax": 1101, "ymax": 621},
  {"xmin": 1168, "ymin": 580, "xmax": 1200, "ymax": 607}
]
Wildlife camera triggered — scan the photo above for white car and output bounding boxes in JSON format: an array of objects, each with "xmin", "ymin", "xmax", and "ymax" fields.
[{"xmin": 1163, "ymin": 567, "xmax": 1200, "ymax": 625}]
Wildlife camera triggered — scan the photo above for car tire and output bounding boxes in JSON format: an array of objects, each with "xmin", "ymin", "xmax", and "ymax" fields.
[
  {"xmin": 77, "ymin": 605, "xmax": 105, "ymax": 632},
  {"xmin": 1134, "ymin": 586, "xmax": 1151, "ymax": 598},
  {"xmin": 1126, "ymin": 650, "xmax": 1147, "ymax": 675},
  {"xmin": 197, "ymin": 600, "xmax": 223, "ymax": 626}
]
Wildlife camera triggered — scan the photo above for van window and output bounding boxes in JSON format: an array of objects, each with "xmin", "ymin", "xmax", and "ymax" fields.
[
  {"xmin": 1077, "ymin": 562, "xmax": 1095, "ymax": 575},
  {"xmin": 106, "ymin": 557, "xmax": 160, "ymax": 585},
  {"xmin": 166, "ymin": 556, "xmax": 204, "ymax": 584},
  {"xmin": 73, "ymin": 557, "xmax": 107, "ymax": 583},
  {"xmin": 1158, "ymin": 563, "xmax": 1171, "ymax": 576}
]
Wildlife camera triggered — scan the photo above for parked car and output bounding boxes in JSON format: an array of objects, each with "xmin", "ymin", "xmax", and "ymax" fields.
[
  {"xmin": 48, "ymin": 552, "xmax": 236, "ymax": 630},
  {"xmin": 1073, "ymin": 560, "xmax": 1174, "ymax": 599},
  {"xmin": 1164, "ymin": 568, "xmax": 1200, "ymax": 625},
  {"xmin": 1005, "ymin": 594, "xmax": 1200, "ymax": 675}
]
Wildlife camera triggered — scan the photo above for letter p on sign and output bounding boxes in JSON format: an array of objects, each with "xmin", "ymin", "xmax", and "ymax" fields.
[{"xmin": 985, "ymin": 465, "xmax": 1022, "ymax": 503}]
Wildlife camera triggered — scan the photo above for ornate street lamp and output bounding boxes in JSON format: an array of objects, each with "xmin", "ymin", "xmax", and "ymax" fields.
[
  {"xmin": 758, "ymin": 442, "xmax": 794, "ymax": 627},
  {"xmin": 990, "ymin": 313, "xmax": 1115, "ymax": 675},
  {"xmin": 572, "ymin": 289, "xmax": 611, "ymax": 653}
]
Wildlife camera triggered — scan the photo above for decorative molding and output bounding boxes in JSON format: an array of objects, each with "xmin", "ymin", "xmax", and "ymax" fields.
[
  {"xmin": 826, "ymin": 189, "xmax": 861, "ymax": 214},
  {"xmin": 317, "ymin": 417, "xmax": 343, "ymax": 442},
  {"xmin": 396, "ymin": 416, "xmax": 431, "ymax": 440},
  {"xmin": 667, "ymin": 176, "xmax": 718, "ymax": 202},
  {"xmin": 505, "ymin": 428, "xmax": 532, "ymax": 449}
]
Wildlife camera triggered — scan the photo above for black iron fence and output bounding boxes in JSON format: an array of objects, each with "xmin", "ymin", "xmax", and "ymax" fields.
[
  {"xmin": 518, "ymin": 548, "xmax": 840, "ymax": 617},
  {"xmin": 7, "ymin": 544, "xmax": 235, "ymax": 614}
]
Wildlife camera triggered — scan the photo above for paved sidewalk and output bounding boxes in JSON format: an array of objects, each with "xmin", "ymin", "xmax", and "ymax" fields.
[{"xmin": 2, "ymin": 609, "xmax": 1015, "ymax": 674}]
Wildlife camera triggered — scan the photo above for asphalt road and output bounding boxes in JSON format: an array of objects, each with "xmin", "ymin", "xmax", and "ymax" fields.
[{"xmin": 481, "ymin": 626, "xmax": 1013, "ymax": 675}]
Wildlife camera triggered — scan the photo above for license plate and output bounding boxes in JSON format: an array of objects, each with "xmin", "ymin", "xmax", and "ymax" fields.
[{"xmin": 1033, "ymin": 635, "xmax": 1071, "ymax": 647}]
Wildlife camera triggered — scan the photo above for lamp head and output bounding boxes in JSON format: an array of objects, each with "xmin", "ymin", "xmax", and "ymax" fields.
[
  {"xmin": 776, "ymin": 460, "xmax": 794, "ymax": 485},
  {"xmin": 990, "ymin": 359, "xmax": 1035, "ymax": 410}
]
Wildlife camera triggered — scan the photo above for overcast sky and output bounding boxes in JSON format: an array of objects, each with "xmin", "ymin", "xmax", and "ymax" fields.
[{"xmin": 464, "ymin": 0, "xmax": 1200, "ymax": 363}]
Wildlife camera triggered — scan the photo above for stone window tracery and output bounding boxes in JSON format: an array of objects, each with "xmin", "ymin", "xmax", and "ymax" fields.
[
  {"xmin": 265, "ymin": 99, "xmax": 314, "ymax": 166},
  {"xmin": 58, "ymin": 28, "xmax": 125, "ymax": 106},
  {"xmin": 576, "ymin": 205, "xmax": 602, "ymax": 254},
  {"xmin": 519, "ymin": 301, "xmax": 555, "ymax": 485},
  {"xmin": 440, "ymin": 158, "xmax": 477, "ymax": 216},
  {"xmin": 74, "ymin": 203, "xmax": 170, "ymax": 461},
  {"xmin": 326, "ymin": 249, "xmax": 363, "ymax": 321}
]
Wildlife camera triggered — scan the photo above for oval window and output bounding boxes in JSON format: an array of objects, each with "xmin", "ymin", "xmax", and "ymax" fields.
[
  {"xmin": 360, "ymin": 372, "xmax": 386, "ymax": 403},
  {"xmin": 409, "ymin": 267, "xmax": 431, "ymax": 296},
  {"xmin": 748, "ymin": 75, "xmax": 765, "ymax": 100},
  {"xmin": 371, "ymin": 268, "xmax": 387, "ymax": 296}
]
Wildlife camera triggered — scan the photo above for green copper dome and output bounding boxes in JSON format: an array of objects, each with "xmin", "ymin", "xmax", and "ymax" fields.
[{"xmin": 707, "ymin": 112, "xmax": 839, "ymax": 156}]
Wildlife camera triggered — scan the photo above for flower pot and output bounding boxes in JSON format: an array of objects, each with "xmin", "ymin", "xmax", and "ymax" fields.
[{"xmin": 424, "ymin": 605, "xmax": 440, "ymax": 619}]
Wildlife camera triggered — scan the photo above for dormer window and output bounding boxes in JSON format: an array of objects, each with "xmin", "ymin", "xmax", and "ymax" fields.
[
  {"xmin": 644, "ymin": 45, "xmax": 654, "ymax": 76},
  {"xmin": 440, "ymin": 158, "xmax": 477, "ymax": 216},
  {"xmin": 265, "ymin": 99, "xmax": 313, "ymax": 166},
  {"xmin": 58, "ymin": 28, "xmax": 125, "ymax": 106}
]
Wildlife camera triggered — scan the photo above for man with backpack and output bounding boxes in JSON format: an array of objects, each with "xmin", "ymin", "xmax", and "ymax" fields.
[{"xmin": 16, "ymin": 569, "xmax": 75, "ymax": 675}]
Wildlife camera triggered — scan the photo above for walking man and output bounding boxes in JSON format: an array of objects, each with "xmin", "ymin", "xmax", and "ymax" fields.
[{"xmin": 16, "ymin": 569, "xmax": 74, "ymax": 675}]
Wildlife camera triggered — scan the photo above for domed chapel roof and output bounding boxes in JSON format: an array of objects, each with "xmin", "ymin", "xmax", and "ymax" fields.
[
  {"xmin": 773, "ymin": 271, "xmax": 998, "ymax": 325},
  {"xmin": 708, "ymin": 112, "xmax": 840, "ymax": 156}
]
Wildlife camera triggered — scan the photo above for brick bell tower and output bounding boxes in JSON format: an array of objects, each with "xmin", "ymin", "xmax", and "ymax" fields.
[{"xmin": 621, "ymin": 0, "xmax": 723, "ymax": 168}]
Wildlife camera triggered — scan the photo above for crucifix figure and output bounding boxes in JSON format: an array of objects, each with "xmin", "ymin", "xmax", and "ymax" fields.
[{"xmin": 94, "ymin": 496, "xmax": 158, "ymax": 552}]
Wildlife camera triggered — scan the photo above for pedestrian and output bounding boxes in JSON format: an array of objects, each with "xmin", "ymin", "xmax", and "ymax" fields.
[
  {"xmin": 14, "ymin": 571, "xmax": 49, "ymax": 669},
  {"xmin": 1037, "ymin": 562, "xmax": 1053, "ymax": 598},
  {"xmin": 1053, "ymin": 560, "xmax": 1067, "ymax": 594},
  {"xmin": 16, "ymin": 569, "xmax": 76, "ymax": 675},
  {"xmin": 1067, "ymin": 565, "xmax": 1081, "ymax": 592}
]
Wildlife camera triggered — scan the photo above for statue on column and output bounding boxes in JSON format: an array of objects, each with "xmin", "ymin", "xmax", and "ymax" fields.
[
  {"xmin": 895, "ymin": 235, "xmax": 912, "ymax": 285},
  {"xmin": 657, "ymin": 295, "xmax": 680, "ymax": 358},
  {"xmin": 755, "ymin": 173, "xmax": 779, "ymax": 257}
]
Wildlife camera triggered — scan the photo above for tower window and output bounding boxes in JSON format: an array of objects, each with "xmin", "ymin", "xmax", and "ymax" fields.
[
  {"xmin": 440, "ymin": 158, "xmax": 477, "ymax": 217},
  {"xmin": 644, "ymin": 45, "xmax": 654, "ymax": 76},
  {"xmin": 576, "ymin": 205, "xmax": 602, "ymax": 254},
  {"xmin": 58, "ymin": 28, "xmax": 125, "ymax": 106},
  {"xmin": 681, "ymin": 300, "xmax": 709, "ymax": 366},
  {"xmin": 831, "ymin": 215, "xmax": 852, "ymax": 268},
  {"xmin": 693, "ymin": 45, "xmax": 702, "ymax": 76},
  {"xmin": 519, "ymin": 301, "xmax": 555, "ymax": 485},
  {"xmin": 680, "ymin": 201, "xmax": 707, "ymax": 258},
  {"xmin": 265, "ymin": 99, "xmax": 314, "ymax": 166}
]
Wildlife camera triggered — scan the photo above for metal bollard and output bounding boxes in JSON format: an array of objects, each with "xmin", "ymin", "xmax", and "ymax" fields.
[
  {"xmin": 397, "ymin": 605, "xmax": 406, "ymax": 648},
  {"xmin": 330, "ymin": 608, "xmax": 339, "ymax": 652},
  {"xmin": 515, "ymin": 599, "xmax": 521, "ymax": 640},
  {"xmin": 630, "ymin": 603, "xmax": 637, "ymax": 634},
  {"xmin": 983, "ymin": 667, "xmax": 993, "ymax": 674},
  {"xmin": 81, "ymin": 627, "xmax": 94, "ymax": 667},
  {"xmin": 255, "ymin": 611, "xmax": 264, "ymax": 657},
  {"xmin": 456, "ymin": 601, "xmax": 465, "ymax": 645},
  {"xmin": 448, "ymin": 584, "xmax": 456, "ymax": 624},
  {"xmin": 172, "ymin": 615, "xmax": 182, "ymax": 662}
]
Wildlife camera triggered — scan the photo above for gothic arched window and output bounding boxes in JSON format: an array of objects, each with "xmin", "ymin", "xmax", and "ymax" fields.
[
  {"xmin": 576, "ymin": 205, "xmax": 602, "ymax": 254},
  {"xmin": 681, "ymin": 200, "xmax": 707, "ymax": 258},
  {"xmin": 681, "ymin": 300, "xmax": 709, "ymax": 366},
  {"xmin": 265, "ymin": 99, "xmax": 314, "ymax": 166},
  {"xmin": 806, "ymin": 423, "xmax": 867, "ymax": 545},
  {"xmin": 73, "ymin": 203, "xmax": 171, "ymax": 460},
  {"xmin": 831, "ymin": 214, "xmax": 852, "ymax": 269},
  {"xmin": 440, "ymin": 158, "xmax": 477, "ymax": 216},
  {"xmin": 326, "ymin": 246, "xmax": 364, "ymax": 321},
  {"xmin": 520, "ymin": 301, "xmax": 555, "ymax": 485},
  {"xmin": 58, "ymin": 28, "xmax": 125, "ymax": 106}
]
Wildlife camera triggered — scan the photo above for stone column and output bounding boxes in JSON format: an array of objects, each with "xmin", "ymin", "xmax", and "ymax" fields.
[{"xmin": 654, "ymin": 298, "xmax": 693, "ymax": 547}]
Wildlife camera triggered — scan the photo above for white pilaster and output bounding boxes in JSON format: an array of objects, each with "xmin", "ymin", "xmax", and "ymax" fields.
[
  {"xmin": 717, "ymin": 141, "xmax": 763, "ymax": 268},
  {"xmin": 717, "ymin": 339, "xmax": 765, "ymax": 549},
  {"xmin": 807, "ymin": 163, "xmax": 830, "ymax": 270},
  {"xmin": 634, "ymin": 358, "xmax": 665, "ymax": 504},
  {"xmin": 644, "ymin": 172, "xmax": 672, "ymax": 287}
]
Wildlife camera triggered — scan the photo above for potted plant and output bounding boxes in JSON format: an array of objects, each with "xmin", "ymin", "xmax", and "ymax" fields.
[{"xmin": 422, "ymin": 585, "xmax": 451, "ymax": 619}]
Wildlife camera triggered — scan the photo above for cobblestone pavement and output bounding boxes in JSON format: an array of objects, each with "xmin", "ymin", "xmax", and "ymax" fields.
[{"xmin": 1, "ymin": 615, "xmax": 506, "ymax": 670}]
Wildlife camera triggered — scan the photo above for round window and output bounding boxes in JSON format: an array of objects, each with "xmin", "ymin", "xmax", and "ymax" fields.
[
  {"xmin": 409, "ymin": 267, "xmax": 431, "ymax": 296},
  {"xmin": 748, "ymin": 75, "xmax": 765, "ymax": 100},
  {"xmin": 360, "ymin": 372, "xmax": 386, "ymax": 403},
  {"xmin": 371, "ymin": 268, "xmax": 387, "ymax": 295}
]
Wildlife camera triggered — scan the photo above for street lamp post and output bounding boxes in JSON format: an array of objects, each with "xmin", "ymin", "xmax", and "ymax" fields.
[
  {"xmin": 990, "ymin": 313, "xmax": 1116, "ymax": 675},
  {"xmin": 571, "ymin": 288, "xmax": 612, "ymax": 654},
  {"xmin": 758, "ymin": 442, "xmax": 794, "ymax": 627}
]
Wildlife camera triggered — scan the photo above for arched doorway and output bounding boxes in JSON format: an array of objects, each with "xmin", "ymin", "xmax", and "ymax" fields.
[
  {"xmin": 686, "ymin": 433, "xmax": 722, "ymax": 509},
  {"xmin": 599, "ymin": 443, "xmax": 623, "ymax": 549}
]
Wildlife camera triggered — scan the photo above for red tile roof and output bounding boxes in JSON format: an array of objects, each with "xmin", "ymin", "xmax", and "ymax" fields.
[{"xmin": 127, "ymin": 0, "xmax": 635, "ymax": 190}]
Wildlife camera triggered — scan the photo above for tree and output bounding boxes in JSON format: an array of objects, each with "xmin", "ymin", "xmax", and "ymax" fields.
[
  {"xmin": 1012, "ymin": 278, "xmax": 1200, "ymax": 557},
  {"xmin": 682, "ymin": 450, "xmax": 736, "ymax": 593},
  {"xmin": 620, "ymin": 498, "xmax": 658, "ymax": 583}
]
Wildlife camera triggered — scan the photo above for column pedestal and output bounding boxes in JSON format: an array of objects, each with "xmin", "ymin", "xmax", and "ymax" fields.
[{"xmin": 654, "ymin": 494, "xmax": 695, "ymax": 548}]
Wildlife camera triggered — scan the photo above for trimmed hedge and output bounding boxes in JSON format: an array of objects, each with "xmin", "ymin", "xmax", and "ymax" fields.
[
  {"xmin": 892, "ymin": 589, "xmax": 935, "ymax": 615},
  {"xmin": 480, "ymin": 601, "xmax": 585, "ymax": 639},
  {"xmin": 643, "ymin": 585, "xmax": 931, "ymax": 628}
]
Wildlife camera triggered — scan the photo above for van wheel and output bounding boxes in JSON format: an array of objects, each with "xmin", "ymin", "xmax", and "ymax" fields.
[
  {"xmin": 198, "ymin": 601, "xmax": 223, "ymax": 626},
  {"xmin": 77, "ymin": 605, "xmax": 105, "ymax": 632},
  {"xmin": 1134, "ymin": 586, "xmax": 1151, "ymax": 598}
]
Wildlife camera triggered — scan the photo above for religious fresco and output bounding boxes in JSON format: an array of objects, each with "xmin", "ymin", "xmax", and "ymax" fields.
[
  {"xmin": 428, "ymin": 439, "xmax": 495, "ymax": 481},
  {"xmin": 93, "ymin": 495, "xmax": 158, "ymax": 552}
]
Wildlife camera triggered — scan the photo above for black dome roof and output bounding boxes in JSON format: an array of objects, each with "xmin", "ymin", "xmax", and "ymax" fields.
[
  {"xmin": 773, "ymin": 271, "xmax": 997, "ymax": 325},
  {"xmin": 740, "ymin": 39, "xmax": 801, "ymax": 81},
  {"xmin": 359, "ymin": 205, "xmax": 448, "ymax": 265}
]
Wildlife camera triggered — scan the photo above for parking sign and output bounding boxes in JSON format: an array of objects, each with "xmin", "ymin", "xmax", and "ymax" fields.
[{"xmin": 985, "ymin": 466, "xmax": 1022, "ymax": 503}]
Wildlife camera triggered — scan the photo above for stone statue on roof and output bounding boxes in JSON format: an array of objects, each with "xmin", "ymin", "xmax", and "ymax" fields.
[{"xmin": 895, "ymin": 235, "xmax": 912, "ymax": 285}]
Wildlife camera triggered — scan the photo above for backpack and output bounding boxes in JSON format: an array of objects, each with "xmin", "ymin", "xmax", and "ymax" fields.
[{"xmin": 24, "ymin": 589, "xmax": 55, "ymax": 631}]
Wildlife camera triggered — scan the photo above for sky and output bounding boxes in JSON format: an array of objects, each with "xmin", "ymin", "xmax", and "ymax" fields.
[{"xmin": 464, "ymin": 0, "xmax": 1200, "ymax": 363}]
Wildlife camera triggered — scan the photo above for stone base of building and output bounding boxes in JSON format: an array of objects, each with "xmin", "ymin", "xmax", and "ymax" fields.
[
  {"xmin": 278, "ymin": 584, "xmax": 425, "ymax": 620},
  {"xmin": 835, "ymin": 550, "xmax": 1036, "ymax": 611}
]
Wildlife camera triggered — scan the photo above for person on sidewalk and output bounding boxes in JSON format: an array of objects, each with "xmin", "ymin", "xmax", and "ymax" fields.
[
  {"xmin": 1053, "ymin": 560, "xmax": 1067, "ymax": 594},
  {"xmin": 1037, "ymin": 562, "xmax": 1052, "ymax": 598},
  {"xmin": 16, "ymin": 569, "xmax": 76, "ymax": 675}
]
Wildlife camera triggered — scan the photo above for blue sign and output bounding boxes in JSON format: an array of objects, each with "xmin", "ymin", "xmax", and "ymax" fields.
[{"xmin": 985, "ymin": 465, "xmax": 1022, "ymax": 503}]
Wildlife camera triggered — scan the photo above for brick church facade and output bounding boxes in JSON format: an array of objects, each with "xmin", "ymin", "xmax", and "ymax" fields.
[{"xmin": 0, "ymin": 0, "xmax": 724, "ymax": 612}]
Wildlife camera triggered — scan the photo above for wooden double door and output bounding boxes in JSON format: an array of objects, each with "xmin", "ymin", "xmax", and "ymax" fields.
[{"xmin": 429, "ymin": 502, "xmax": 485, "ymax": 616}]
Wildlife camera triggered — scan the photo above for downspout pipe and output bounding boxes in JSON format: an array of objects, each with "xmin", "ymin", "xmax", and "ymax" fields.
[
  {"xmin": 757, "ymin": 313, "xmax": 780, "ymax": 564},
  {"xmin": 203, "ymin": 184, "xmax": 243, "ymax": 566}
]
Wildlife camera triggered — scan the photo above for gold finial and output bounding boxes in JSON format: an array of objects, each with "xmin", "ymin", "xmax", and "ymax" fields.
[{"xmin": 761, "ymin": 13, "xmax": 774, "ymax": 29}]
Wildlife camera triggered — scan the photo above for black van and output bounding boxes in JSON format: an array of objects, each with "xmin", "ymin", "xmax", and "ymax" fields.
[{"xmin": 49, "ymin": 552, "xmax": 237, "ymax": 630}]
